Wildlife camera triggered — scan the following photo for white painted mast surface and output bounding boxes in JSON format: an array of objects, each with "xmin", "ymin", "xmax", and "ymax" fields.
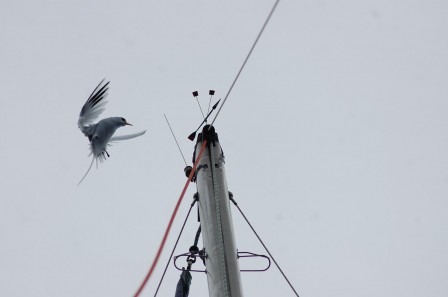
[{"xmin": 194, "ymin": 126, "xmax": 243, "ymax": 297}]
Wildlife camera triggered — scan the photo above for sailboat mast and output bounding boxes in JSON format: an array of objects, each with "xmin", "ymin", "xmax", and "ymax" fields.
[{"xmin": 194, "ymin": 125, "xmax": 243, "ymax": 297}]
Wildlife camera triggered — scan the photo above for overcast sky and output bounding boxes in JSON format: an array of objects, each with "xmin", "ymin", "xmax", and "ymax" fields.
[{"xmin": 1, "ymin": 0, "xmax": 448, "ymax": 296}]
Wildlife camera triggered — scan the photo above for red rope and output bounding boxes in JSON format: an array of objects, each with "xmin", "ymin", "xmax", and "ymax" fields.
[{"xmin": 133, "ymin": 140, "xmax": 207, "ymax": 297}]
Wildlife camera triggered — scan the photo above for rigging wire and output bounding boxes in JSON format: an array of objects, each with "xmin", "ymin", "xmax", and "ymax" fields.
[
  {"xmin": 229, "ymin": 196, "xmax": 301, "ymax": 297},
  {"xmin": 133, "ymin": 140, "xmax": 208, "ymax": 297},
  {"xmin": 153, "ymin": 199, "xmax": 197, "ymax": 297},
  {"xmin": 194, "ymin": 225, "xmax": 201, "ymax": 247},
  {"xmin": 164, "ymin": 114, "xmax": 188, "ymax": 166},
  {"xmin": 209, "ymin": 0, "xmax": 280, "ymax": 127}
]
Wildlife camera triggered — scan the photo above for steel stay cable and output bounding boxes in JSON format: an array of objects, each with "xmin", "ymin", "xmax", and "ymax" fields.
[
  {"xmin": 153, "ymin": 199, "xmax": 197, "ymax": 297},
  {"xmin": 229, "ymin": 197, "xmax": 300, "ymax": 297},
  {"xmin": 210, "ymin": 0, "xmax": 280, "ymax": 127},
  {"xmin": 133, "ymin": 140, "xmax": 207, "ymax": 297}
]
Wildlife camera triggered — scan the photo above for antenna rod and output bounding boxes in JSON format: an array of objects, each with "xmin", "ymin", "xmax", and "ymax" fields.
[
  {"xmin": 196, "ymin": 98, "xmax": 205, "ymax": 119},
  {"xmin": 210, "ymin": 0, "xmax": 280, "ymax": 127},
  {"xmin": 207, "ymin": 90, "xmax": 215, "ymax": 115},
  {"xmin": 164, "ymin": 114, "xmax": 188, "ymax": 166},
  {"xmin": 192, "ymin": 91, "xmax": 206, "ymax": 120}
]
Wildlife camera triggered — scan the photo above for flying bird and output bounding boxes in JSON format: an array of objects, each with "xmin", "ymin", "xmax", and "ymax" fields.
[{"xmin": 77, "ymin": 79, "xmax": 146, "ymax": 185}]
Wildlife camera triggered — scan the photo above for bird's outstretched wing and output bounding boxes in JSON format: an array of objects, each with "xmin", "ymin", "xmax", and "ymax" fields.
[
  {"xmin": 78, "ymin": 79, "xmax": 110, "ymax": 137},
  {"xmin": 110, "ymin": 130, "xmax": 147, "ymax": 142}
]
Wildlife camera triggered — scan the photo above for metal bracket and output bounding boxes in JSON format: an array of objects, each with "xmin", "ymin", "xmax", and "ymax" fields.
[{"xmin": 238, "ymin": 251, "xmax": 271, "ymax": 272}]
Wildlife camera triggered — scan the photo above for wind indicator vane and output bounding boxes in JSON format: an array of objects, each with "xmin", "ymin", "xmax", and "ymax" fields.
[{"xmin": 188, "ymin": 98, "xmax": 220, "ymax": 141}]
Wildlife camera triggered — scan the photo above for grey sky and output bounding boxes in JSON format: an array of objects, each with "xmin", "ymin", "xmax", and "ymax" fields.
[{"xmin": 1, "ymin": 0, "xmax": 447, "ymax": 296}]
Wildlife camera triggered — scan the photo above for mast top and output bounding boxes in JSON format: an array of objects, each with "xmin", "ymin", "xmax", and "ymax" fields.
[{"xmin": 196, "ymin": 125, "xmax": 219, "ymax": 145}]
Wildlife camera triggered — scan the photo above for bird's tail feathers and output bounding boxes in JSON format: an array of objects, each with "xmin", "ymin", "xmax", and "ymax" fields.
[{"xmin": 77, "ymin": 156, "xmax": 95, "ymax": 187}]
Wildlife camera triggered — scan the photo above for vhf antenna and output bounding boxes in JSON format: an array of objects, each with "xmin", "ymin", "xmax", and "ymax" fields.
[{"xmin": 164, "ymin": 114, "xmax": 188, "ymax": 166}]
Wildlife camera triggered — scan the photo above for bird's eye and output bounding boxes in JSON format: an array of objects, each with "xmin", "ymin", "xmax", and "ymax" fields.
[{"xmin": 121, "ymin": 117, "xmax": 126, "ymax": 122}]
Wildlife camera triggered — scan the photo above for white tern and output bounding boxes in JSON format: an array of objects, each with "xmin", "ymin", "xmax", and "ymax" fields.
[{"xmin": 77, "ymin": 80, "xmax": 146, "ymax": 185}]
